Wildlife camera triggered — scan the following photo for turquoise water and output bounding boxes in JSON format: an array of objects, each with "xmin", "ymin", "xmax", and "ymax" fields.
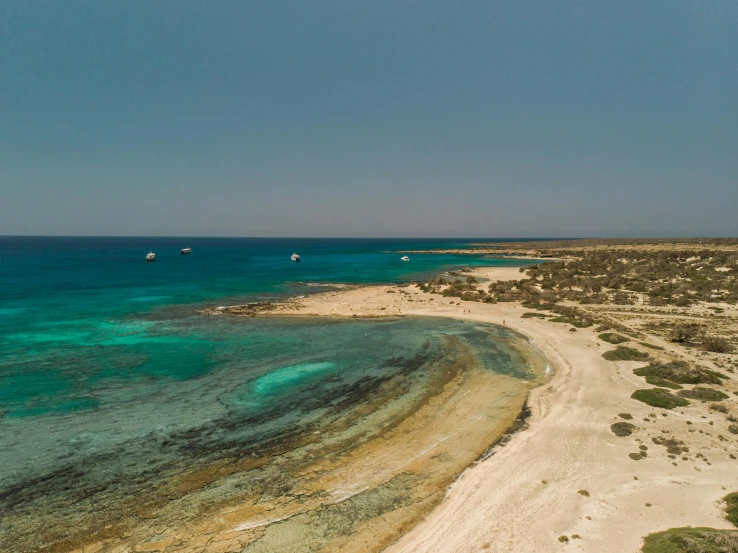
[
  {"xmin": 0, "ymin": 237, "xmax": 538, "ymax": 552},
  {"xmin": 0, "ymin": 237, "xmax": 534, "ymax": 420}
]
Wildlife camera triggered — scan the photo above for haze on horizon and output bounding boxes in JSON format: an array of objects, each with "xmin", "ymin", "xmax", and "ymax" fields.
[{"xmin": 1, "ymin": 1, "xmax": 736, "ymax": 239}]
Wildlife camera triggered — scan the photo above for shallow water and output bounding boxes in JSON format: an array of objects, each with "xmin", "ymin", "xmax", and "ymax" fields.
[{"xmin": 0, "ymin": 238, "xmax": 543, "ymax": 552}]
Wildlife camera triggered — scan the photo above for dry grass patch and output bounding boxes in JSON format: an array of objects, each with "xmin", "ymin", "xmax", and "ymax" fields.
[{"xmin": 703, "ymin": 336, "xmax": 735, "ymax": 354}]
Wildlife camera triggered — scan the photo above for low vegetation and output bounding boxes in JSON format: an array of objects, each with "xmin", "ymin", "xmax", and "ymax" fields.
[
  {"xmin": 670, "ymin": 323, "xmax": 701, "ymax": 343},
  {"xmin": 703, "ymin": 335, "xmax": 734, "ymax": 354},
  {"xmin": 633, "ymin": 361, "xmax": 727, "ymax": 386},
  {"xmin": 652, "ymin": 436, "xmax": 688, "ymax": 455},
  {"xmin": 521, "ymin": 312, "xmax": 549, "ymax": 319},
  {"xmin": 417, "ymin": 243, "xmax": 738, "ymax": 358},
  {"xmin": 677, "ymin": 387, "xmax": 729, "ymax": 402},
  {"xmin": 643, "ymin": 375, "xmax": 683, "ymax": 389},
  {"xmin": 641, "ymin": 527, "xmax": 738, "ymax": 553},
  {"xmin": 602, "ymin": 347, "xmax": 651, "ymax": 362},
  {"xmin": 639, "ymin": 342, "xmax": 665, "ymax": 351},
  {"xmin": 611, "ymin": 422, "xmax": 636, "ymax": 437},
  {"xmin": 631, "ymin": 389, "xmax": 690, "ymax": 409},
  {"xmin": 725, "ymin": 492, "xmax": 738, "ymax": 527},
  {"xmin": 641, "ymin": 494, "xmax": 738, "ymax": 551},
  {"xmin": 599, "ymin": 332, "xmax": 629, "ymax": 344}
]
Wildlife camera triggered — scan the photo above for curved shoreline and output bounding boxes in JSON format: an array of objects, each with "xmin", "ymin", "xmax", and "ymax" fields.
[
  {"xmin": 262, "ymin": 265, "xmax": 738, "ymax": 553},
  {"xmin": 9, "ymin": 312, "xmax": 544, "ymax": 553},
  {"xmin": 31, "ymin": 258, "xmax": 736, "ymax": 553}
]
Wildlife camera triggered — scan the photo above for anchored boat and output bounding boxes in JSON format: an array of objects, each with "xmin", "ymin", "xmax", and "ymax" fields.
[
  {"xmin": 180, "ymin": 247, "xmax": 191, "ymax": 255},
  {"xmin": 401, "ymin": 255, "xmax": 409, "ymax": 261},
  {"xmin": 145, "ymin": 251, "xmax": 156, "ymax": 262},
  {"xmin": 291, "ymin": 252, "xmax": 301, "ymax": 262}
]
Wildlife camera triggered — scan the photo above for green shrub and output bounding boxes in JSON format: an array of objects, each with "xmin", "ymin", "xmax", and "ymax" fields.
[
  {"xmin": 629, "ymin": 452, "xmax": 645, "ymax": 460},
  {"xmin": 643, "ymin": 375, "xmax": 683, "ymax": 390},
  {"xmin": 641, "ymin": 527, "xmax": 738, "ymax": 553},
  {"xmin": 677, "ymin": 387, "xmax": 729, "ymax": 402},
  {"xmin": 631, "ymin": 389, "xmax": 689, "ymax": 409},
  {"xmin": 729, "ymin": 425, "xmax": 738, "ymax": 435},
  {"xmin": 611, "ymin": 422, "xmax": 636, "ymax": 437},
  {"xmin": 549, "ymin": 316, "xmax": 570, "ymax": 324},
  {"xmin": 652, "ymin": 436, "xmax": 688, "ymax": 455},
  {"xmin": 599, "ymin": 332, "xmax": 629, "ymax": 344},
  {"xmin": 558, "ymin": 535, "xmax": 569, "ymax": 543},
  {"xmin": 725, "ymin": 492, "xmax": 738, "ymax": 527},
  {"xmin": 522, "ymin": 312, "xmax": 549, "ymax": 319},
  {"xmin": 633, "ymin": 361, "xmax": 726, "ymax": 386},
  {"xmin": 521, "ymin": 300, "xmax": 556, "ymax": 310},
  {"xmin": 618, "ymin": 413, "xmax": 633, "ymax": 420},
  {"xmin": 577, "ymin": 489, "xmax": 590, "ymax": 497},
  {"xmin": 602, "ymin": 347, "xmax": 651, "ymax": 362}
]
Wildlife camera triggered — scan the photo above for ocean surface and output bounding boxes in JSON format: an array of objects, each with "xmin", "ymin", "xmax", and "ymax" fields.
[{"xmin": 0, "ymin": 237, "xmax": 542, "ymax": 552}]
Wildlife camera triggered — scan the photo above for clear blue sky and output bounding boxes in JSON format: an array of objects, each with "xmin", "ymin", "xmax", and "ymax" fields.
[{"xmin": 1, "ymin": 1, "xmax": 736, "ymax": 237}]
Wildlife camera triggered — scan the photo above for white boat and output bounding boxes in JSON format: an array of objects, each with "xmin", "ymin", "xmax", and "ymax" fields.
[
  {"xmin": 180, "ymin": 247, "xmax": 192, "ymax": 255},
  {"xmin": 146, "ymin": 251, "xmax": 156, "ymax": 262},
  {"xmin": 291, "ymin": 252, "xmax": 301, "ymax": 262},
  {"xmin": 401, "ymin": 255, "xmax": 409, "ymax": 262}
]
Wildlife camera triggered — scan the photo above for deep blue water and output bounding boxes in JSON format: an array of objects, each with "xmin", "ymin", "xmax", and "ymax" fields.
[{"xmin": 1, "ymin": 236, "xmax": 522, "ymax": 309}]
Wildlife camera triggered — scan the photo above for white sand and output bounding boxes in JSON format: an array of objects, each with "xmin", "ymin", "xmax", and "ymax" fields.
[{"xmin": 273, "ymin": 266, "xmax": 738, "ymax": 553}]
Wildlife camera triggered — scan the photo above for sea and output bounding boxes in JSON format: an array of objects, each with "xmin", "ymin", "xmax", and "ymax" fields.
[{"xmin": 0, "ymin": 237, "xmax": 543, "ymax": 552}]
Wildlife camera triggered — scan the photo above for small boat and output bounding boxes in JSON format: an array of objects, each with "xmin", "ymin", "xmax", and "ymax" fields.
[
  {"xmin": 146, "ymin": 251, "xmax": 156, "ymax": 262},
  {"xmin": 180, "ymin": 247, "xmax": 192, "ymax": 255},
  {"xmin": 401, "ymin": 255, "xmax": 409, "ymax": 262},
  {"xmin": 291, "ymin": 252, "xmax": 301, "ymax": 263}
]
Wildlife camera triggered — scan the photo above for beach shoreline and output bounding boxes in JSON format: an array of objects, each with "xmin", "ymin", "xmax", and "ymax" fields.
[
  {"xmin": 250, "ymin": 263, "xmax": 738, "ymax": 553},
  {"xmin": 12, "ymin": 297, "xmax": 548, "ymax": 553},
  {"xmin": 23, "ymin": 255, "xmax": 735, "ymax": 553}
]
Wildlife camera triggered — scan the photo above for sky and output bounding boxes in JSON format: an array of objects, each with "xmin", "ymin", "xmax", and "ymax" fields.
[{"xmin": 1, "ymin": 1, "xmax": 736, "ymax": 238}]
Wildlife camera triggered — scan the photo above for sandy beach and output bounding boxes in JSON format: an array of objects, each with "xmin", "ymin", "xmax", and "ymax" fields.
[{"xmin": 264, "ymin": 265, "xmax": 738, "ymax": 553}]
